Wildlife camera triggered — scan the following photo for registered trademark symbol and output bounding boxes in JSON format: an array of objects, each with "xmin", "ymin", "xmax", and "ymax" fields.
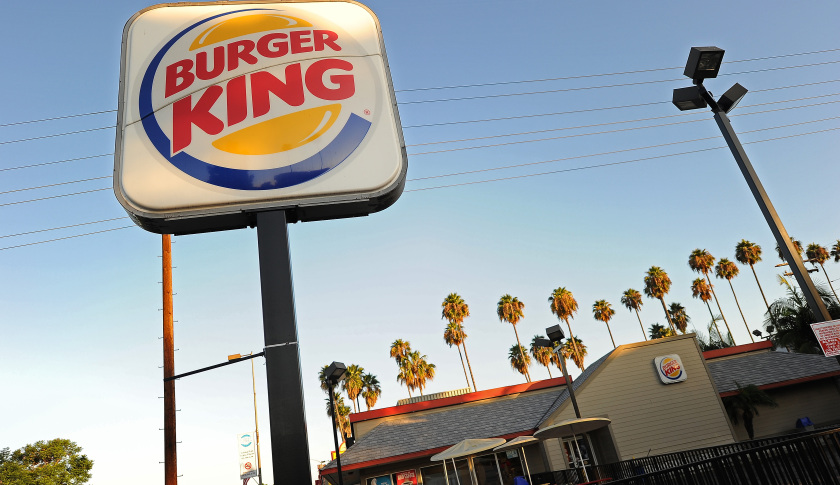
[{"xmin": 364, "ymin": 109, "xmax": 371, "ymax": 116}]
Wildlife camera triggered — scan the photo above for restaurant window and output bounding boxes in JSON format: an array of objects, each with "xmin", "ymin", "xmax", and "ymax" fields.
[{"xmin": 419, "ymin": 459, "xmax": 469, "ymax": 485}]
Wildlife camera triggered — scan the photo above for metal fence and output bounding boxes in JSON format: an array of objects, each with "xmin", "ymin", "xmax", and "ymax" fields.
[{"xmin": 530, "ymin": 427, "xmax": 840, "ymax": 485}]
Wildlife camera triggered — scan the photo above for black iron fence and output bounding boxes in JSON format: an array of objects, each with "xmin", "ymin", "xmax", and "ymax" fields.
[{"xmin": 530, "ymin": 427, "xmax": 840, "ymax": 485}]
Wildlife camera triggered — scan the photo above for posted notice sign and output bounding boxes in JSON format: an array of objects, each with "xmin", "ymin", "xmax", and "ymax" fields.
[
  {"xmin": 238, "ymin": 432, "xmax": 258, "ymax": 479},
  {"xmin": 811, "ymin": 319, "xmax": 840, "ymax": 357}
]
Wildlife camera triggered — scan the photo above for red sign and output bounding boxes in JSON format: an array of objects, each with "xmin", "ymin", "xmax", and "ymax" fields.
[
  {"xmin": 812, "ymin": 320, "xmax": 840, "ymax": 357},
  {"xmin": 394, "ymin": 470, "xmax": 417, "ymax": 485}
]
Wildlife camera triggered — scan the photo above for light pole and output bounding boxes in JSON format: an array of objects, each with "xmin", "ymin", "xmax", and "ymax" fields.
[
  {"xmin": 325, "ymin": 361, "xmax": 347, "ymax": 485},
  {"xmin": 535, "ymin": 326, "xmax": 581, "ymax": 419},
  {"xmin": 672, "ymin": 46, "xmax": 832, "ymax": 324},
  {"xmin": 229, "ymin": 353, "xmax": 263, "ymax": 485}
]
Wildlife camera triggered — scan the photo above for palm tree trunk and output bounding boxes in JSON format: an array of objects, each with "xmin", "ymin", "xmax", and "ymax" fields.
[
  {"xmin": 706, "ymin": 273, "xmax": 736, "ymax": 345},
  {"xmin": 606, "ymin": 322, "xmax": 616, "ymax": 348},
  {"xmin": 705, "ymin": 301, "xmax": 724, "ymax": 345},
  {"xmin": 634, "ymin": 308, "xmax": 647, "ymax": 341},
  {"xmin": 820, "ymin": 263, "xmax": 840, "ymax": 302},
  {"xmin": 512, "ymin": 325, "xmax": 531, "ymax": 382},
  {"xmin": 749, "ymin": 263, "xmax": 771, "ymax": 312},
  {"xmin": 456, "ymin": 344, "xmax": 470, "ymax": 389},
  {"xmin": 546, "ymin": 362, "xmax": 553, "ymax": 379},
  {"xmin": 562, "ymin": 317, "xmax": 582, "ymax": 361},
  {"xmin": 461, "ymin": 340, "xmax": 477, "ymax": 391},
  {"xmin": 728, "ymin": 279, "xmax": 754, "ymax": 343},
  {"xmin": 659, "ymin": 297, "xmax": 676, "ymax": 333}
]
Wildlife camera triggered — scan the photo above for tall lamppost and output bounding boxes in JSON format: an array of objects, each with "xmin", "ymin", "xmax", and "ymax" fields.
[
  {"xmin": 535, "ymin": 326, "xmax": 581, "ymax": 419},
  {"xmin": 672, "ymin": 46, "xmax": 832, "ymax": 324},
  {"xmin": 229, "ymin": 353, "xmax": 263, "ymax": 485},
  {"xmin": 325, "ymin": 361, "xmax": 347, "ymax": 485}
]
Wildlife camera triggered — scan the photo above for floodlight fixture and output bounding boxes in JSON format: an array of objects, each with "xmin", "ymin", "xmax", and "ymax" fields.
[
  {"xmin": 534, "ymin": 338, "xmax": 553, "ymax": 349},
  {"xmin": 672, "ymin": 86, "xmax": 708, "ymax": 111},
  {"xmin": 546, "ymin": 325, "xmax": 565, "ymax": 344},
  {"xmin": 326, "ymin": 361, "xmax": 347, "ymax": 383},
  {"xmin": 684, "ymin": 46, "xmax": 725, "ymax": 83},
  {"xmin": 718, "ymin": 83, "xmax": 748, "ymax": 113}
]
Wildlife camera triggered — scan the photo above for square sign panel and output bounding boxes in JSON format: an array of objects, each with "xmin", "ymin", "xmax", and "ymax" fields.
[
  {"xmin": 115, "ymin": 1, "xmax": 407, "ymax": 234},
  {"xmin": 653, "ymin": 354, "xmax": 687, "ymax": 384}
]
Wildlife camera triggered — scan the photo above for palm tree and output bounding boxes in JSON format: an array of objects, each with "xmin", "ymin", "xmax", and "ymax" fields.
[
  {"xmin": 775, "ymin": 236, "xmax": 803, "ymax": 262},
  {"xmin": 716, "ymin": 257, "xmax": 754, "ymax": 343},
  {"xmin": 668, "ymin": 302, "xmax": 690, "ymax": 334},
  {"xmin": 694, "ymin": 320, "xmax": 732, "ymax": 350},
  {"xmin": 443, "ymin": 322, "xmax": 471, "ymax": 389},
  {"xmin": 396, "ymin": 357, "xmax": 416, "ymax": 398},
  {"xmin": 648, "ymin": 323, "xmax": 675, "ymax": 340},
  {"xmin": 765, "ymin": 276, "xmax": 840, "ymax": 353},
  {"xmin": 508, "ymin": 344, "xmax": 532, "ymax": 382},
  {"xmin": 643, "ymin": 266, "xmax": 676, "ymax": 333},
  {"xmin": 341, "ymin": 364, "xmax": 365, "ymax": 413},
  {"xmin": 689, "ymin": 249, "xmax": 735, "ymax": 344},
  {"xmin": 831, "ymin": 240, "xmax": 840, "ymax": 263},
  {"xmin": 735, "ymin": 239, "xmax": 772, "ymax": 315},
  {"xmin": 390, "ymin": 339, "xmax": 411, "ymax": 366},
  {"xmin": 722, "ymin": 383, "xmax": 778, "ymax": 439},
  {"xmin": 409, "ymin": 351, "xmax": 436, "ymax": 395},
  {"xmin": 442, "ymin": 293, "xmax": 477, "ymax": 390},
  {"xmin": 621, "ymin": 288, "xmax": 647, "ymax": 341},
  {"xmin": 692, "ymin": 277, "xmax": 728, "ymax": 344},
  {"xmin": 497, "ymin": 294, "xmax": 531, "ymax": 382},
  {"xmin": 592, "ymin": 299, "xmax": 617, "ymax": 348},
  {"xmin": 361, "ymin": 373, "xmax": 381, "ymax": 412},
  {"xmin": 560, "ymin": 336, "xmax": 587, "ymax": 371},
  {"xmin": 529, "ymin": 335, "xmax": 554, "ymax": 378},
  {"xmin": 548, "ymin": 287, "xmax": 582, "ymax": 359},
  {"xmin": 806, "ymin": 243, "xmax": 839, "ymax": 301},
  {"xmin": 325, "ymin": 391, "xmax": 352, "ymax": 440}
]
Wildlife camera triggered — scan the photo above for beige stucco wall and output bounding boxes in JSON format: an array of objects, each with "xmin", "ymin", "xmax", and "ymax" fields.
[
  {"xmin": 540, "ymin": 335, "xmax": 735, "ymax": 468},
  {"xmin": 729, "ymin": 378, "xmax": 840, "ymax": 440}
]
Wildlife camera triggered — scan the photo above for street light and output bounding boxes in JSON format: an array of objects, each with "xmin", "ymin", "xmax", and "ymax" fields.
[
  {"xmin": 536, "ymin": 326, "xmax": 581, "ymax": 419},
  {"xmin": 325, "ymin": 361, "xmax": 347, "ymax": 485},
  {"xmin": 228, "ymin": 353, "xmax": 263, "ymax": 485},
  {"xmin": 671, "ymin": 46, "xmax": 833, "ymax": 325}
]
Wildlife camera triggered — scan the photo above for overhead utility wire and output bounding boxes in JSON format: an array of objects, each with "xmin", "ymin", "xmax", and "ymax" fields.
[
  {"xmin": 0, "ymin": 110, "xmax": 115, "ymax": 128},
  {"xmin": 0, "ymin": 217, "xmax": 128, "ymax": 239},
  {"xmin": 0, "ymin": 188, "xmax": 111, "ymax": 208},
  {"xmin": 0, "ymin": 126, "xmax": 113, "ymax": 146},
  {"xmin": 395, "ymin": 47, "xmax": 840, "ymax": 93},
  {"xmin": 3, "ymin": 126, "xmax": 835, "ymax": 250},
  {"xmin": 0, "ymin": 153, "xmax": 112, "ymax": 172},
  {"xmin": 404, "ymin": 126, "xmax": 840, "ymax": 193},
  {"xmin": 0, "ymin": 176, "xmax": 112, "ymax": 195}
]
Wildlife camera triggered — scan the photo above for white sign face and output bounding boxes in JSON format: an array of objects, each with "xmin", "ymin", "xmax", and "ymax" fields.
[
  {"xmin": 115, "ymin": 1, "xmax": 406, "ymax": 234},
  {"xmin": 653, "ymin": 354, "xmax": 687, "ymax": 384},
  {"xmin": 811, "ymin": 319, "xmax": 840, "ymax": 357},
  {"xmin": 238, "ymin": 432, "xmax": 258, "ymax": 479}
]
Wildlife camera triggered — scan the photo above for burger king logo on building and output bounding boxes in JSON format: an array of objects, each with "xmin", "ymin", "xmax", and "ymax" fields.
[
  {"xmin": 115, "ymin": 1, "xmax": 406, "ymax": 234},
  {"xmin": 653, "ymin": 354, "xmax": 687, "ymax": 384}
]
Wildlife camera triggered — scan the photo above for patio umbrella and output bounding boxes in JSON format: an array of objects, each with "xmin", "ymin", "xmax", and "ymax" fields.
[
  {"xmin": 431, "ymin": 438, "xmax": 507, "ymax": 485},
  {"xmin": 493, "ymin": 436, "xmax": 538, "ymax": 484},
  {"xmin": 534, "ymin": 418, "xmax": 612, "ymax": 483}
]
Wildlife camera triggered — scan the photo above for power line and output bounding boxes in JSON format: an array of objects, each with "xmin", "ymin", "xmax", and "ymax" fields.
[
  {"xmin": 0, "ymin": 226, "xmax": 135, "ymax": 251},
  {"xmin": 0, "ymin": 110, "xmax": 115, "ymax": 128},
  {"xmin": 0, "ymin": 153, "xmax": 112, "ymax": 172},
  {"xmin": 0, "ymin": 217, "xmax": 129, "ymax": 239},
  {"xmin": 0, "ymin": 126, "xmax": 114, "ymax": 146},
  {"xmin": 0, "ymin": 176, "xmax": 112, "ymax": 195},
  {"xmin": 0, "ymin": 187, "xmax": 111, "ymax": 208}
]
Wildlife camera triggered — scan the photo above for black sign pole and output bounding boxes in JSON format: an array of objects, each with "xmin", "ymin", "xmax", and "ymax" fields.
[{"xmin": 256, "ymin": 210, "xmax": 311, "ymax": 482}]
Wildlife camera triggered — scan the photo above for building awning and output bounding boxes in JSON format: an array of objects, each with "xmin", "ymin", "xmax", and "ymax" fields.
[
  {"xmin": 492, "ymin": 435, "xmax": 538, "ymax": 452},
  {"xmin": 430, "ymin": 438, "xmax": 507, "ymax": 461},
  {"xmin": 534, "ymin": 417, "xmax": 611, "ymax": 440}
]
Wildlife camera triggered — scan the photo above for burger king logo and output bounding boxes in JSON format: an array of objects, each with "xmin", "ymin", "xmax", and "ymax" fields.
[
  {"xmin": 139, "ymin": 7, "xmax": 377, "ymax": 191},
  {"xmin": 653, "ymin": 354, "xmax": 687, "ymax": 384}
]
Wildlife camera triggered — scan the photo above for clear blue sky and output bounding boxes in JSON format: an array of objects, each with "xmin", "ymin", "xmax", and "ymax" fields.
[{"xmin": 1, "ymin": 0, "xmax": 839, "ymax": 482}]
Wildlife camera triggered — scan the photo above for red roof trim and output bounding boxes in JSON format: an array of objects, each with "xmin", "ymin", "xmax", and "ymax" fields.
[
  {"xmin": 350, "ymin": 377, "xmax": 570, "ymax": 423},
  {"xmin": 703, "ymin": 340, "xmax": 772, "ymax": 360},
  {"xmin": 319, "ymin": 429, "xmax": 534, "ymax": 476},
  {"xmin": 718, "ymin": 370, "xmax": 840, "ymax": 397}
]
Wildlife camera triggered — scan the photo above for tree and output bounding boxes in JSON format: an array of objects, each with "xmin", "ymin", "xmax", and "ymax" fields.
[
  {"xmin": 592, "ymin": 299, "xmax": 617, "ymax": 348},
  {"xmin": 389, "ymin": 339, "xmax": 411, "ymax": 366},
  {"xmin": 692, "ymin": 277, "xmax": 728, "ymax": 345},
  {"xmin": 621, "ymin": 288, "xmax": 647, "ymax": 341},
  {"xmin": 775, "ymin": 236, "xmax": 803, "ymax": 262},
  {"xmin": 722, "ymin": 383, "xmax": 778, "ymax": 439},
  {"xmin": 442, "ymin": 293, "xmax": 477, "ymax": 390},
  {"xmin": 508, "ymin": 344, "xmax": 532, "ymax": 382},
  {"xmin": 443, "ymin": 322, "xmax": 471, "ymax": 389},
  {"xmin": 497, "ymin": 294, "xmax": 531, "ymax": 382},
  {"xmin": 409, "ymin": 351, "xmax": 436, "ymax": 395},
  {"xmin": 325, "ymin": 391, "xmax": 351, "ymax": 440},
  {"xmin": 361, "ymin": 373, "xmax": 381, "ymax": 411},
  {"xmin": 340, "ymin": 364, "xmax": 365, "ymax": 413},
  {"xmin": 694, "ymin": 319, "xmax": 733, "ymax": 350},
  {"xmin": 648, "ymin": 323, "xmax": 675, "ymax": 340},
  {"xmin": 716, "ymin": 257, "xmax": 754, "ymax": 342},
  {"xmin": 831, "ymin": 240, "xmax": 840, "ymax": 263},
  {"xmin": 560, "ymin": 336, "xmax": 587, "ymax": 371},
  {"xmin": 530, "ymin": 335, "xmax": 554, "ymax": 378},
  {"xmin": 548, "ymin": 287, "xmax": 583, "ymax": 362},
  {"xmin": 764, "ymin": 276, "xmax": 840, "ymax": 353},
  {"xmin": 806, "ymin": 243, "xmax": 839, "ymax": 301},
  {"xmin": 668, "ymin": 302, "xmax": 690, "ymax": 334},
  {"xmin": 735, "ymin": 239, "xmax": 772, "ymax": 316},
  {"xmin": 689, "ymin": 249, "xmax": 735, "ymax": 344},
  {"xmin": 643, "ymin": 266, "xmax": 676, "ymax": 333},
  {"xmin": 396, "ymin": 356, "xmax": 416, "ymax": 398},
  {"xmin": 0, "ymin": 439, "xmax": 93, "ymax": 485}
]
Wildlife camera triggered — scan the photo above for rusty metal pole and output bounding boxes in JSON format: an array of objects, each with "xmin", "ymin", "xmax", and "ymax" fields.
[{"xmin": 163, "ymin": 234, "xmax": 177, "ymax": 485}]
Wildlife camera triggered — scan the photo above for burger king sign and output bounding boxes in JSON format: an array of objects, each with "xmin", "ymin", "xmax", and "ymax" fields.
[
  {"xmin": 653, "ymin": 354, "xmax": 687, "ymax": 384},
  {"xmin": 115, "ymin": 1, "xmax": 406, "ymax": 234}
]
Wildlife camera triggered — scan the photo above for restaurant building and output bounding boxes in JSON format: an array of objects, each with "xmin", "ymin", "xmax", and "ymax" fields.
[{"xmin": 319, "ymin": 334, "xmax": 840, "ymax": 485}]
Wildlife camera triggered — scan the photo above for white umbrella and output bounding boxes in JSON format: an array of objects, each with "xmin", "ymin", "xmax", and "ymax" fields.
[
  {"xmin": 534, "ymin": 418, "xmax": 612, "ymax": 483},
  {"xmin": 431, "ymin": 438, "xmax": 507, "ymax": 485},
  {"xmin": 493, "ymin": 436, "xmax": 538, "ymax": 484}
]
